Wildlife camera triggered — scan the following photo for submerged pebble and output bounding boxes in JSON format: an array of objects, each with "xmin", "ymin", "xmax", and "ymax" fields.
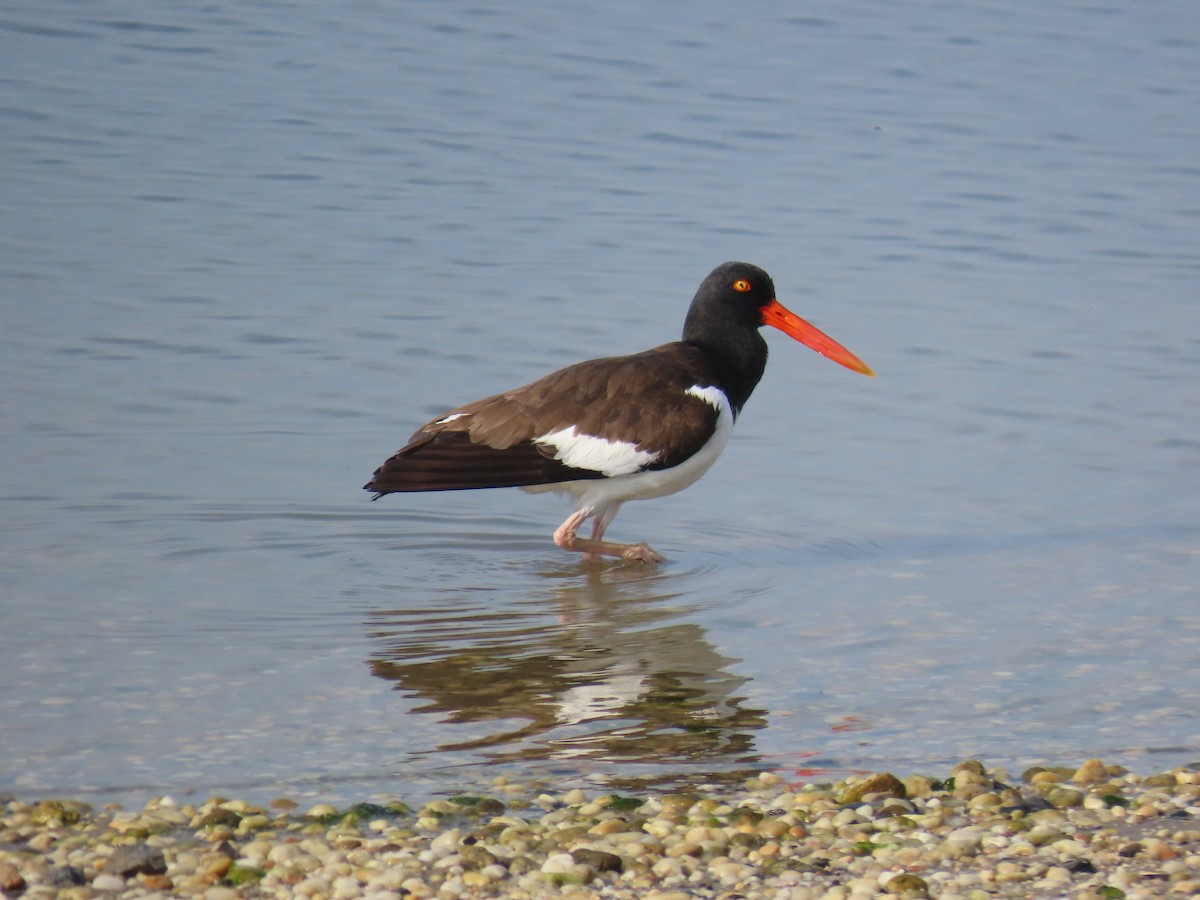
[{"xmin": 2, "ymin": 760, "xmax": 1199, "ymax": 898}]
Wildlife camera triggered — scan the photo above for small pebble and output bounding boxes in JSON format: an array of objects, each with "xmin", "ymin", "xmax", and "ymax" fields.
[
  {"xmin": 1072, "ymin": 758, "xmax": 1110, "ymax": 784},
  {"xmin": 0, "ymin": 862, "xmax": 26, "ymax": 892}
]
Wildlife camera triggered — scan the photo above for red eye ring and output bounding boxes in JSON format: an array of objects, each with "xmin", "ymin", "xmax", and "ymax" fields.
[{"xmin": 732, "ymin": 279, "xmax": 751, "ymax": 292}]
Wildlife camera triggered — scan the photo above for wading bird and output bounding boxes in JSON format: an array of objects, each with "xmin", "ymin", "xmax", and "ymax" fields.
[{"xmin": 365, "ymin": 262, "xmax": 873, "ymax": 562}]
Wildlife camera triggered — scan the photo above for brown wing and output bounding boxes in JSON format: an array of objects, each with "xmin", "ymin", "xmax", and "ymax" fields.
[{"xmin": 364, "ymin": 342, "xmax": 722, "ymax": 496}]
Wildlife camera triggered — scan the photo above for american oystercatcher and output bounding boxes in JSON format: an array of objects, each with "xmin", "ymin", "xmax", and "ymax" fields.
[{"xmin": 365, "ymin": 262, "xmax": 873, "ymax": 563}]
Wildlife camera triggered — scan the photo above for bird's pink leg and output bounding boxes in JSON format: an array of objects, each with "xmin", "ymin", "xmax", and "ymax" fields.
[{"xmin": 552, "ymin": 509, "xmax": 664, "ymax": 564}]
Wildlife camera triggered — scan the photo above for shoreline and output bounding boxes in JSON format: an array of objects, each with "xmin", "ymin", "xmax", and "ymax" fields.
[{"xmin": 2, "ymin": 758, "xmax": 1198, "ymax": 899}]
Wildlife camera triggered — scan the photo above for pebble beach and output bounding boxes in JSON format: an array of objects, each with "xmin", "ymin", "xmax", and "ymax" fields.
[{"xmin": 3, "ymin": 759, "xmax": 1198, "ymax": 900}]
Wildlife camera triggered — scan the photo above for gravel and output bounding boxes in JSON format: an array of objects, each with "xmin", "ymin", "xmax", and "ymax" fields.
[{"xmin": 2, "ymin": 758, "xmax": 1198, "ymax": 899}]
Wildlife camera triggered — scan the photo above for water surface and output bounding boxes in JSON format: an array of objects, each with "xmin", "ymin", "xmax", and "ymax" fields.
[{"xmin": 2, "ymin": 0, "xmax": 1198, "ymax": 805}]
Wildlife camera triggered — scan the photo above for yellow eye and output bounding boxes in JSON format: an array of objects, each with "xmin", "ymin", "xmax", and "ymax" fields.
[{"xmin": 732, "ymin": 279, "xmax": 751, "ymax": 293}]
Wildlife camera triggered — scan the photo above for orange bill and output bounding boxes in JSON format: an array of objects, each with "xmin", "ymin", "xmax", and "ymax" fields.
[{"xmin": 761, "ymin": 298, "xmax": 875, "ymax": 377}]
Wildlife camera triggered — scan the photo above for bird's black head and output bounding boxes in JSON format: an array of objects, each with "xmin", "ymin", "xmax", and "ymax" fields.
[
  {"xmin": 682, "ymin": 261, "xmax": 875, "ymax": 383},
  {"xmin": 682, "ymin": 261, "xmax": 778, "ymax": 341}
]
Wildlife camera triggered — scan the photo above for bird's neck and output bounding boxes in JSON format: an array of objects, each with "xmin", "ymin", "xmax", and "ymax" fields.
[{"xmin": 682, "ymin": 329, "xmax": 769, "ymax": 416}]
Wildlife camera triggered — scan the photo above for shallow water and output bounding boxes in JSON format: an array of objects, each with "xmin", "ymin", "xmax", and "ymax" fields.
[{"xmin": 2, "ymin": 0, "xmax": 1199, "ymax": 805}]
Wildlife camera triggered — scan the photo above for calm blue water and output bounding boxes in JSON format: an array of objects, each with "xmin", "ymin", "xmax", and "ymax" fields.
[{"xmin": 2, "ymin": 0, "xmax": 1198, "ymax": 805}]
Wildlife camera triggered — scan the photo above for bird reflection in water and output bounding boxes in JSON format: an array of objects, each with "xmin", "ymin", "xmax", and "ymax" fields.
[{"xmin": 365, "ymin": 566, "xmax": 767, "ymax": 789}]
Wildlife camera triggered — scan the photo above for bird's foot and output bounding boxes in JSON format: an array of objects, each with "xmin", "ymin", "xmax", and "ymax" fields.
[
  {"xmin": 554, "ymin": 513, "xmax": 665, "ymax": 564},
  {"xmin": 566, "ymin": 537, "xmax": 665, "ymax": 565},
  {"xmin": 621, "ymin": 542, "xmax": 665, "ymax": 564}
]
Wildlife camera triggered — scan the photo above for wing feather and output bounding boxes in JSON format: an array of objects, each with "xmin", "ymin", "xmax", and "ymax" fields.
[{"xmin": 364, "ymin": 342, "xmax": 724, "ymax": 496}]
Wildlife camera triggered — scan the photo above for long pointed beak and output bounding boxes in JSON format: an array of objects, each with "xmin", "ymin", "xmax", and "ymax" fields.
[{"xmin": 761, "ymin": 298, "xmax": 875, "ymax": 377}]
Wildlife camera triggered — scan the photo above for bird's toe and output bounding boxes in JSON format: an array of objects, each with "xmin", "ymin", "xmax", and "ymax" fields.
[{"xmin": 623, "ymin": 543, "xmax": 665, "ymax": 564}]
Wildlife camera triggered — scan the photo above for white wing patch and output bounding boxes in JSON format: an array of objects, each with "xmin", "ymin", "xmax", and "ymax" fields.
[
  {"xmin": 526, "ymin": 384, "xmax": 735, "ymax": 511},
  {"xmin": 434, "ymin": 412, "xmax": 469, "ymax": 425},
  {"xmin": 534, "ymin": 425, "xmax": 660, "ymax": 476}
]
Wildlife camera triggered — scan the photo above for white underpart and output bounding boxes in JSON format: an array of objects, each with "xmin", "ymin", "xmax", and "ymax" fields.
[{"xmin": 525, "ymin": 384, "xmax": 735, "ymax": 525}]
